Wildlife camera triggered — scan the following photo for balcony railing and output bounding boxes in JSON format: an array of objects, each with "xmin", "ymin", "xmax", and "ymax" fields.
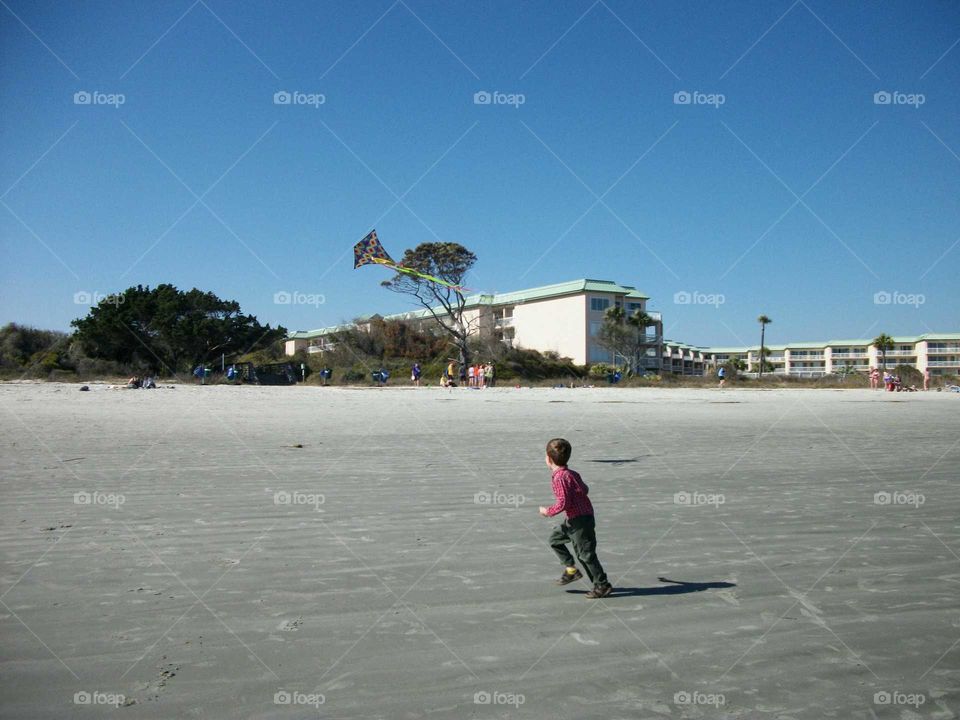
[
  {"xmin": 494, "ymin": 317, "xmax": 514, "ymax": 327},
  {"xmin": 832, "ymin": 352, "xmax": 868, "ymax": 357},
  {"xmin": 928, "ymin": 345, "xmax": 960, "ymax": 353},
  {"xmin": 886, "ymin": 349, "xmax": 916, "ymax": 356},
  {"xmin": 927, "ymin": 359, "xmax": 960, "ymax": 367}
]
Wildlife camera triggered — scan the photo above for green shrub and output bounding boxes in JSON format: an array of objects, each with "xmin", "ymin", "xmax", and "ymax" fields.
[
  {"xmin": 893, "ymin": 364, "xmax": 923, "ymax": 386},
  {"xmin": 589, "ymin": 363, "xmax": 613, "ymax": 377}
]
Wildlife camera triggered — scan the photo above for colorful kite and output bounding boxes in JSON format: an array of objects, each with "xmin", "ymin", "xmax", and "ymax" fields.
[{"xmin": 353, "ymin": 230, "xmax": 465, "ymax": 291}]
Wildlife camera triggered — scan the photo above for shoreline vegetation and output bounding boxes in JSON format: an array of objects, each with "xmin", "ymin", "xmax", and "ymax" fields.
[
  {"xmin": 4, "ymin": 319, "xmax": 953, "ymax": 391},
  {"xmin": 4, "ymin": 373, "xmax": 954, "ymax": 391}
]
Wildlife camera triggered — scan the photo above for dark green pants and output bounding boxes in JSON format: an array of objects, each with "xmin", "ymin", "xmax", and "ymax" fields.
[{"xmin": 549, "ymin": 515, "xmax": 608, "ymax": 586}]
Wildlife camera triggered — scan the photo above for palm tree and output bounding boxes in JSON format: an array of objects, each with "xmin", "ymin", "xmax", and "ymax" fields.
[
  {"xmin": 628, "ymin": 310, "xmax": 655, "ymax": 373},
  {"xmin": 872, "ymin": 333, "xmax": 894, "ymax": 371},
  {"xmin": 598, "ymin": 307, "xmax": 655, "ymax": 373},
  {"xmin": 757, "ymin": 315, "xmax": 772, "ymax": 378}
]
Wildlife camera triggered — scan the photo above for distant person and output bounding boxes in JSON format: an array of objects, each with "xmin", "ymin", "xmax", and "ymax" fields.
[
  {"xmin": 125, "ymin": 376, "xmax": 141, "ymax": 389},
  {"xmin": 459, "ymin": 364, "xmax": 467, "ymax": 386},
  {"xmin": 486, "ymin": 362, "xmax": 495, "ymax": 387},
  {"xmin": 923, "ymin": 368, "xmax": 930, "ymax": 391},
  {"xmin": 477, "ymin": 363, "xmax": 485, "ymax": 388},
  {"xmin": 539, "ymin": 438, "xmax": 612, "ymax": 599},
  {"xmin": 193, "ymin": 365, "xmax": 207, "ymax": 384},
  {"xmin": 869, "ymin": 366, "xmax": 880, "ymax": 390},
  {"xmin": 718, "ymin": 365, "xmax": 726, "ymax": 388},
  {"xmin": 468, "ymin": 364, "xmax": 476, "ymax": 387},
  {"xmin": 411, "ymin": 362, "xmax": 422, "ymax": 387}
]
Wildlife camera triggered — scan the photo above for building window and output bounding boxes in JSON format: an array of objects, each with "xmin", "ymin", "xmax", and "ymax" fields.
[
  {"xmin": 627, "ymin": 302, "xmax": 643, "ymax": 313},
  {"xmin": 590, "ymin": 297, "xmax": 610, "ymax": 312},
  {"xmin": 589, "ymin": 321, "xmax": 602, "ymax": 337},
  {"xmin": 589, "ymin": 345, "xmax": 612, "ymax": 363}
]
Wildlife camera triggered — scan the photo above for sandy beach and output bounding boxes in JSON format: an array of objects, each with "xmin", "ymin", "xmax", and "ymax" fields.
[{"xmin": 1, "ymin": 383, "xmax": 958, "ymax": 719}]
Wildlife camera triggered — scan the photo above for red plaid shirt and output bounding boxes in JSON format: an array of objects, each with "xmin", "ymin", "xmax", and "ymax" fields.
[{"xmin": 545, "ymin": 467, "xmax": 594, "ymax": 519}]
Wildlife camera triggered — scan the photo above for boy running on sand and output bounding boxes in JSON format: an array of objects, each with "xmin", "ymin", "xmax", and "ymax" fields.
[{"xmin": 539, "ymin": 438, "xmax": 612, "ymax": 599}]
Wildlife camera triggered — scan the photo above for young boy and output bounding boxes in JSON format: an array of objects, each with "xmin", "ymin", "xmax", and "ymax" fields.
[{"xmin": 539, "ymin": 438, "xmax": 612, "ymax": 599}]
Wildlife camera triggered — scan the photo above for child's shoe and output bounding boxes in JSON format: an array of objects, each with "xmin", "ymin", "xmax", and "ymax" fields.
[
  {"xmin": 555, "ymin": 568, "xmax": 583, "ymax": 585},
  {"xmin": 585, "ymin": 583, "xmax": 613, "ymax": 599}
]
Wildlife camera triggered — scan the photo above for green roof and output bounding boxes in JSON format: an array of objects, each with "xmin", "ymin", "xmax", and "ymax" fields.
[
  {"xmin": 700, "ymin": 333, "xmax": 959, "ymax": 354},
  {"xmin": 663, "ymin": 339, "xmax": 708, "ymax": 352},
  {"xmin": 487, "ymin": 278, "xmax": 649, "ymax": 305},
  {"xmin": 785, "ymin": 341, "xmax": 828, "ymax": 349}
]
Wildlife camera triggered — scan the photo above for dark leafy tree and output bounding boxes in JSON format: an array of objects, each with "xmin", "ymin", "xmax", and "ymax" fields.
[{"xmin": 71, "ymin": 284, "xmax": 286, "ymax": 374}]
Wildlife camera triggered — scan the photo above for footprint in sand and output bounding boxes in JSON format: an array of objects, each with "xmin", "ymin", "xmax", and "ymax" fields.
[
  {"xmin": 570, "ymin": 632, "xmax": 599, "ymax": 646},
  {"xmin": 278, "ymin": 616, "xmax": 303, "ymax": 632}
]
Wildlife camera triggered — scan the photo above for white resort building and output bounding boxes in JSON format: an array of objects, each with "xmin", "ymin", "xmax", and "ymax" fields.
[
  {"xmin": 285, "ymin": 279, "xmax": 664, "ymax": 368},
  {"xmin": 284, "ymin": 278, "xmax": 959, "ymax": 377},
  {"xmin": 707, "ymin": 336, "xmax": 960, "ymax": 377}
]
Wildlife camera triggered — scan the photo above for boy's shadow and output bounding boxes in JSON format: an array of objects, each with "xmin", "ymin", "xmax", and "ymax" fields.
[{"xmin": 566, "ymin": 577, "xmax": 736, "ymax": 598}]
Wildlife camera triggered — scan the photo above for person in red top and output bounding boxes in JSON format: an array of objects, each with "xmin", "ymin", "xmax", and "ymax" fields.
[{"xmin": 539, "ymin": 438, "xmax": 612, "ymax": 599}]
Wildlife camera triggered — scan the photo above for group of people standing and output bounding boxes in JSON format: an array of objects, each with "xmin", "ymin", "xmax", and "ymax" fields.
[
  {"xmin": 439, "ymin": 360, "xmax": 496, "ymax": 388},
  {"xmin": 869, "ymin": 366, "xmax": 930, "ymax": 392}
]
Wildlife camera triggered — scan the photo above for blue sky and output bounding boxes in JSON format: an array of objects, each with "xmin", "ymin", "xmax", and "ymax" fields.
[{"xmin": 1, "ymin": 0, "xmax": 958, "ymax": 347}]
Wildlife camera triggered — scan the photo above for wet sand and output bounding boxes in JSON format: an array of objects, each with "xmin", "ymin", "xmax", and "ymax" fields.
[{"xmin": 1, "ymin": 383, "xmax": 958, "ymax": 719}]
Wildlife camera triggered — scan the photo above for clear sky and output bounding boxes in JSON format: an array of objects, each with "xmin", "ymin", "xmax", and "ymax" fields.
[{"xmin": 1, "ymin": 0, "xmax": 958, "ymax": 347}]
